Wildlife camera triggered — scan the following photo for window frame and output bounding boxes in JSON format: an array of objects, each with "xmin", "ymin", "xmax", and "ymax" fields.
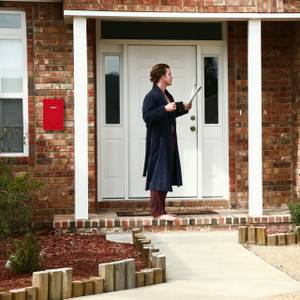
[
  {"xmin": 0, "ymin": 11, "xmax": 28, "ymax": 157},
  {"xmin": 102, "ymin": 52, "xmax": 123, "ymax": 127},
  {"xmin": 202, "ymin": 55, "xmax": 221, "ymax": 126}
]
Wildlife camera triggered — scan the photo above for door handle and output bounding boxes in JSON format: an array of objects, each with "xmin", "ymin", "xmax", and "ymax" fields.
[{"xmin": 190, "ymin": 126, "xmax": 196, "ymax": 132}]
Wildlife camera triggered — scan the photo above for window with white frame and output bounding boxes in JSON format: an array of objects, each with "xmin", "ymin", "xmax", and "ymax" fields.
[{"xmin": 0, "ymin": 11, "xmax": 28, "ymax": 155}]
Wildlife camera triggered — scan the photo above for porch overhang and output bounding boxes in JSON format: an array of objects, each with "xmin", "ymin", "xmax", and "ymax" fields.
[
  {"xmin": 64, "ymin": 10, "xmax": 300, "ymax": 21},
  {"xmin": 71, "ymin": 11, "xmax": 299, "ymax": 220}
]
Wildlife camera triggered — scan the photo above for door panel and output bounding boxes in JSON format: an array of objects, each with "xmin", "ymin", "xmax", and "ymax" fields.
[
  {"xmin": 99, "ymin": 44, "xmax": 228, "ymax": 200},
  {"xmin": 201, "ymin": 53, "xmax": 225, "ymax": 197},
  {"xmin": 128, "ymin": 45, "xmax": 198, "ymax": 198}
]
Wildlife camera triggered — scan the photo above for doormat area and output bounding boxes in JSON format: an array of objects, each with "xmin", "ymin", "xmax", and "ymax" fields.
[{"xmin": 116, "ymin": 210, "xmax": 219, "ymax": 217}]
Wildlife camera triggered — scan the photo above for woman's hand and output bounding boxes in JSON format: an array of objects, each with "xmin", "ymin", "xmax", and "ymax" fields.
[
  {"xmin": 184, "ymin": 102, "xmax": 192, "ymax": 111},
  {"xmin": 165, "ymin": 102, "xmax": 176, "ymax": 112}
]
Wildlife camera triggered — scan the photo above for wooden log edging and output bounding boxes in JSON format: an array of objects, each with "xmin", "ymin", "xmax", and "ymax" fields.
[
  {"xmin": 0, "ymin": 228, "xmax": 165, "ymax": 300},
  {"xmin": 238, "ymin": 225, "xmax": 299, "ymax": 246},
  {"xmin": 131, "ymin": 227, "xmax": 167, "ymax": 286}
]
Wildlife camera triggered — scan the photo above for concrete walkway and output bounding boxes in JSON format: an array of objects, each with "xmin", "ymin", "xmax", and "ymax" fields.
[{"xmin": 78, "ymin": 231, "xmax": 300, "ymax": 300}]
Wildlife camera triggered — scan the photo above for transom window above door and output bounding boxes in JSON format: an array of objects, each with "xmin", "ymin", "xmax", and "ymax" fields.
[{"xmin": 101, "ymin": 21, "xmax": 223, "ymax": 40}]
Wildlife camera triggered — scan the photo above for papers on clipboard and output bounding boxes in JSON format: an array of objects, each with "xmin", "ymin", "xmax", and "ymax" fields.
[{"xmin": 188, "ymin": 86, "xmax": 202, "ymax": 104}]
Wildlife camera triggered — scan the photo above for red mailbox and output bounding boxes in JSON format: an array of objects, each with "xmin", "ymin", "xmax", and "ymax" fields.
[{"xmin": 43, "ymin": 99, "xmax": 64, "ymax": 131}]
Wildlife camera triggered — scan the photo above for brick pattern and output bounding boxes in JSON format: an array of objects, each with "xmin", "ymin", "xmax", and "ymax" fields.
[
  {"xmin": 228, "ymin": 21, "xmax": 297, "ymax": 209},
  {"xmin": 262, "ymin": 22, "xmax": 295, "ymax": 207},
  {"xmin": 63, "ymin": 0, "xmax": 300, "ymax": 13},
  {"xmin": 0, "ymin": 2, "xmax": 97, "ymax": 222},
  {"xmin": 1, "ymin": 2, "xmax": 300, "ymax": 223},
  {"xmin": 292, "ymin": 25, "xmax": 300, "ymax": 199},
  {"xmin": 53, "ymin": 213, "xmax": 293, "ymax": 234},
  {"xmin": 228, "ymin": 22, "xmax": 248, "ymax": 209}
]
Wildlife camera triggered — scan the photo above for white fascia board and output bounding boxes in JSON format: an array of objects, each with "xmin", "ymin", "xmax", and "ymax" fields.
[{"xmin": 64, "ymin": 10, "xmax": 300, "ymax": 21}]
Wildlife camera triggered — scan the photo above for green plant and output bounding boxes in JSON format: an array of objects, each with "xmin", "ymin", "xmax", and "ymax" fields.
[
  {"xmin": 10, "ymin": 232, "xmax": 41, "ymax": 273},
  {"xmin": 288, "ymin": 202, "xmax": 300, "ymax": 224},
  {"xmin": 0, "ymin": 161, "xmax": 42, "ymax": 238}
]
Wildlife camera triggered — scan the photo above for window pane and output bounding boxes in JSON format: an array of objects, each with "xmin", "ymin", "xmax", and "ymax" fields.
[
  {"xmin": 204, "ymin": 57, "xmax": 219, "ymax": 124},
  {"xmin": 102, "ymin": 22, "xmax": 222, "ymax": 40},
  {"xmin": 0, "ymin": 99, "xmax": 23, "ymax": 153},
  {"xmin": 105, "ymin": 56, "xmax": 120, "ymax": 124},
  {"xmin": 0, "ymin": 39, "xmax": 23, "ymax": 93},
  {"xmin": 0, "ymin": 14, "xmax": 21, "ymax": 29}
]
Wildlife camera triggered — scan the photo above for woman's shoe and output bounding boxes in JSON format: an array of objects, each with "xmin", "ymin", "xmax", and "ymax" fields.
[{"xmin": 159, "ymin": 214, "xmax": 177, "ymax": 221}]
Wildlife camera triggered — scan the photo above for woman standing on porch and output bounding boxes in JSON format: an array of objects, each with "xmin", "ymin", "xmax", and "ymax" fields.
[{"xmin": 142, "ymin": 64, "xmax": 192, "ymax": 221}]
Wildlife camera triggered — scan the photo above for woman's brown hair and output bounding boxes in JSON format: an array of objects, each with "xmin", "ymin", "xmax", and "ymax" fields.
[{"xmin": 150, "ymin": 63, "xmax": 170, "ymax": 84}]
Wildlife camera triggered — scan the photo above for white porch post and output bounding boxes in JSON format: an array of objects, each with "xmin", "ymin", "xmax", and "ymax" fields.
[
  {"xmin": 73, "ymin": 17, "xmax": 89, "ymax": 220},
  {"xmin": 248, "ymin": 19, "xmax": 263, "ymax": 216}
]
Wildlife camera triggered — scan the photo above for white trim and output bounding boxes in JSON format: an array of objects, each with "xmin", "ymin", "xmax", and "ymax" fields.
[
  {"xmin": 0, "ymin": 11, "xmax": 28, "ymax": 158},
  {"xmin": 248, "ymin": 19, "xmax": 263, "ymax": 216},
  {"xmin": 196, "ymin": 44, "xmax": 202, "ymax": 198},
  {"xmin": 100, "ymin": 39, "xmax": 225, "ymax": 46},
  {"xmin": 64, "ymin": 10, "xmax": 300, "ymax": 20},
  {"xmin": 96, "ymin": 19, "xmax": 102, "ymax": 202},
  {"xmin": 97, "ymin": 28, "xmax": 229, "ymax": 201},
  {"xmin": 123, "ymin": 44, "xmax": 129, "ymax": 200},
  {"xmin": 73, "ymin": 17, "xmax": 88, "ymax": 220},
  {"xmin": 223, "ymin": 22, "xmax": 230, "ymax": 201}
]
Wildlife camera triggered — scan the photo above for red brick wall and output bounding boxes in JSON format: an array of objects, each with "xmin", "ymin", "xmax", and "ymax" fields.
[
  {"xmin": 63, "ymin": 0, "xmax": 300, "ymax": 13},
  {"xmin": 292, "ymin": 25, "xmax": 300, "ymax": 200},
  {"xmin": 1, "ymin": 1, "xmax": 300, "ymax": 222},
  {"xmin": 0, "ymin": 2, "xmax": 97, "ymax": 222},
  {"xmin": 228, "ymin": 21, "xmax": 297, "ymax": 209},
  {"xmin": 228, "ymin": 22, "xmax": 248, "ymax": 209}
]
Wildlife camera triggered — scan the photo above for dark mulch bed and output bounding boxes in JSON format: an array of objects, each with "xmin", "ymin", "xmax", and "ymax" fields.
[{"xmin": 0, "ymin": 233, "xmax": 144, "ymax": 291}]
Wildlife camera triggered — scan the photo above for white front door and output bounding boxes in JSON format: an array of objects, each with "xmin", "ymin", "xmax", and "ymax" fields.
[
  {"xmin": 98, "ymin": 43, "xmax": 228, "ymax": 200},
  {"xmin": 128, "ymin": 45, "xmax": 198, "ymax": 198}
]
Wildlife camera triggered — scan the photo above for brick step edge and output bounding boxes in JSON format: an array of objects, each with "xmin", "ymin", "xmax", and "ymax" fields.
[{"xmin": 54, "ymin": 214, "xmax": 292, "ymax": 230}]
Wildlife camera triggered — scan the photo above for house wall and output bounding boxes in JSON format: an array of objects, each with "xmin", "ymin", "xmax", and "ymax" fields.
[
  {"xmin": 0, "ymin": 2, "xmax": 97, "ymax": 222},
  {"xmin": 1, "ymin": 1, "xmax": 300, "ymax": 222},
  {"xmin": 228, "ymin": 21, "xmax": 296, "ymax": 209},
  {"xmin": 63, "ymin": 0, "xmax": 300, "ymax": 13},
  {"xmin": 292, "ymin": 25, "xmax": 300, "ymax": 200}
]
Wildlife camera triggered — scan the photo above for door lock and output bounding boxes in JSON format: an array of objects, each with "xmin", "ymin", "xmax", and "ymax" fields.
[{"xmin": 191, "ymin": 115, "xmax": 196, "ymax": 121}]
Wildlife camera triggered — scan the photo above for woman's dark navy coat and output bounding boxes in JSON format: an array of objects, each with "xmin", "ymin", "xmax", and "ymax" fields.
[{"xmin": 142, "ymin": 84, "xmax": 188, "ymax": 192}]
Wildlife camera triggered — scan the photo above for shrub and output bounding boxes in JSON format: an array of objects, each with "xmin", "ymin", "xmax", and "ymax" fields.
[
  {"xmin": 10, "ymin": 232, "xmax": 41, "ymax": 273},
  {"xmin": 288, "ymin": 202, "xmax": 300, "ymax": 225},
  {"xmin": 0, "ymin": 161, "xmax": 42, "ymax": 238}
]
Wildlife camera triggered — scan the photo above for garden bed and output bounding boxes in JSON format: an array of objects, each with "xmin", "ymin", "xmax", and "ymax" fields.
[
  {"xmin": 248, "ymin": 244, "xmax": 300, "ymax": 300},
  {"xmin": 0, "ymin": 233, "xmax": 144, "ymax": 291}
]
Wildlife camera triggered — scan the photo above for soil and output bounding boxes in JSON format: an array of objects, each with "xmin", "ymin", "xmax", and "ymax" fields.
[
  {"xmin": 0, "ymin": 233, "xmax": 145, "ymax": 291},
  {"xmin": 246, "ymin": 243, "xmax": 300, "ymax": 300}
]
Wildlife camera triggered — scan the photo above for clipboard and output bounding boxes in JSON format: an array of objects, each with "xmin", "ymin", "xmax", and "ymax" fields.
[{"xmin": 188, "ymin": 86, "xmax": 202, "ymax": 104}]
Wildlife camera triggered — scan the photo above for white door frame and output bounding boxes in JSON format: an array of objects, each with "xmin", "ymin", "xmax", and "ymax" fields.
[{"xmin": 96, "ymin": 20, "xmax": 229, "ymax": 201}]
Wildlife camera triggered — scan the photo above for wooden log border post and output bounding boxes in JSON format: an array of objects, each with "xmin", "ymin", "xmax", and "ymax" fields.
[
  {"xmin": 0, "ymin": 228, "xmax": 166, "ymax": 300},
  {"xmin": 238, "ymin": 225, "xmax": 299, "ymax": 246}
]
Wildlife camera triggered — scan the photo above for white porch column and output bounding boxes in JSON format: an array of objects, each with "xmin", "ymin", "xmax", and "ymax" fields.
[
  {"xmin": 248, "ymin": 19, "xmax": 263, "ymax": 216},
  {"xmin": 73, "ymin": 17, "xmax": 89, "ymax": 219}
]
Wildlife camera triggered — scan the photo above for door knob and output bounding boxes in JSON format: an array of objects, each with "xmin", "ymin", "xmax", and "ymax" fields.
[
  {"xmin": 191, "ymin": 115, "xmax": 196, "ymax": 121},
  {"xmin": 190, "ymin": 126, "xmax": 196, "ymax": 132}
]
